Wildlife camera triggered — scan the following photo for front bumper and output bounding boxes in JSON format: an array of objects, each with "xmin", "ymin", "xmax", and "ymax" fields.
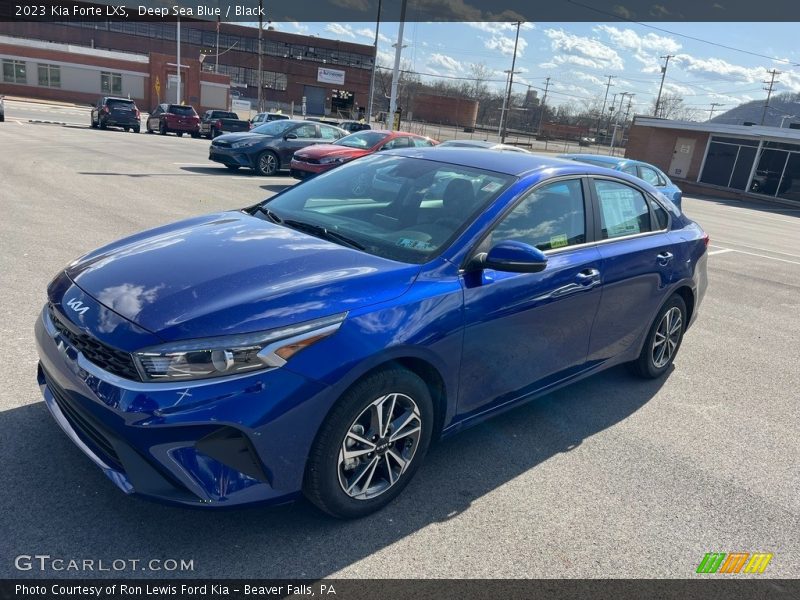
[
  {"xmin": 289, "ymin": 159, "xmax": 334, "ymax": 177},
  {"xmin": 35, "ymin": 305, "xmax": 333, "ymax": 507},
  {"xmin": 209, "ymin": 146, "xmax": 257, "ymax": 169}
]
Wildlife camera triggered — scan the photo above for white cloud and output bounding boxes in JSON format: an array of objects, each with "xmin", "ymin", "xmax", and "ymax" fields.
[
  {"xmin": 376, "ymin": 49, "xmax": 395, "ymax": 67},
  {"xmin": 290, "ymin": 21, "xmax": 309, "ymax": 34},
  {"xmin": 675, "ymin": 54, "xmax": 764, "ymax": 83},
  {"xmin": 544, "ymin": 29, "xmax": 624, "ymax": 70},
  {"xmin": 596, "ymin": 25, "xmax": 681, "ymax": 54},
  {"xmin": 428, "ymin": 52, "xmax": 462, "ymax": 72},
  {"xmin": 485, "ymin": 34, "xmax": 528, "ymax": 57},
  {"xmin": 355, "ymin": 27, "xmax": 391, "ymax": 43},
  {"xmin": 570, "ymin": 71, "xmax": 606, "ymax": 86},
  {"xmin": 467, "ymin": 22, "xmax": 534, "ymax": 34},
  {"xmin": 324, "ymin": 23, "xmax": 355, "ymax": 39}
]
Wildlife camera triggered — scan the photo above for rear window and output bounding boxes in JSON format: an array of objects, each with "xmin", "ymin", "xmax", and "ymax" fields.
[
  {"xmin": 107, "ymin": 99, "xmax": 135, "ymax": 109},
  {"xmin": 213, "ymin": 112, "xmax": 239, "ymax": 119},
  {"xmin": 168, "ymin": 105, "xmax": 197, "ymax": 116}
]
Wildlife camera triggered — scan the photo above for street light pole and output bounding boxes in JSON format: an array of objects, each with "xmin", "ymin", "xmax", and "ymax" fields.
[
  {"xmin": 176, "ymin": 15, "xmax": 181, "ymax": 104},
  {"xmin": 388, "ymin": 0, "xmax": 408, "ymax": 129},
  {"xmin": 500, "ymin": 20, "xmax": 522, "ymax": 143},
  {"xmin": 366, "ymin": 0, "xmax": 383, "ymax": 124}
]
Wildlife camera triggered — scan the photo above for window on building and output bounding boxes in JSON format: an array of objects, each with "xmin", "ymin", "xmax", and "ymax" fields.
[
  {"xmin": 594, "ymin": 179, "xmax": 652, "ymax": 239},
  {"xmin": 701, "ymin": 136, "xmax": 760, "ymax": 192},
  {"xmin": 37, "ymin": 64, "xmax": 60, "ymax": 88},
  {"xmin": 101, "ymin": 71, "xmax": 123, "ymax": 94},
  {"xmin": 2, "ymin": 59, "xmax": 26, "ymax": 84}
]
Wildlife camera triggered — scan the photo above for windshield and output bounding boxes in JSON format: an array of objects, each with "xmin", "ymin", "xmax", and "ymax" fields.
[
  {"xmin": 169, "ymin": 105, "xmax": 196, "ymax": 116},
  {"xmin": 254, "ymin": 155, "xmax": 515, "ymax": 264},
  {"xmin": 336, "ymin": 131, "xmax": 389, "ymax": 149},
  {"xmin": 108, "ymin": 99, "xmax": 135, "ymax": 109},
  {"xmin": 252, "ymin": 120, "xmax": 296, "ymax": 136}
]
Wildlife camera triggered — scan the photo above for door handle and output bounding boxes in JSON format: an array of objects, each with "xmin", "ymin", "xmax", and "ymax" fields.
[
  {"xmin": 576, "ymin": 268, "xmax": 601, "ymax": 285},
  {"xmin": 657, "ymin": 251, "xmax": 673, "ymax": 266}
]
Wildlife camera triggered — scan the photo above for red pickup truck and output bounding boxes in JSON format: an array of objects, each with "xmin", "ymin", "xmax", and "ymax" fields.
[{"xmin": 146, "ymin": 103, "xmax": 200, "ymax": 137}]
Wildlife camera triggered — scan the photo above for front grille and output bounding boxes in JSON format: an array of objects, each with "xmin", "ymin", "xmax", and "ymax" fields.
[
  {"xmin": 295, "ymin": 155, "xmax": 318, "ymax": 164},
  {"xmin": 211, "ymin": 140, "xmax": 231, "ymax": 148},
  {"xmin": 49, "ymin": 304, "xmax": 141, "ymax": 381},
  {"xmin": 44, "ymin": 369, "xmax": 125, "ymax": 472}
]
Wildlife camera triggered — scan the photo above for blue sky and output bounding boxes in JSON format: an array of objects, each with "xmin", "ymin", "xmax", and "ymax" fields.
[{"xmin": 271, "ymin": 21, "xmax": 800, "ymax": 119}]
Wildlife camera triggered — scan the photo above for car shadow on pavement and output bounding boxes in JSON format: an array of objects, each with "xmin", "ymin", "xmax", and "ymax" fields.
[{"xmin": 0, "ymin": 364, "xmax": 669, "ymax": 579}]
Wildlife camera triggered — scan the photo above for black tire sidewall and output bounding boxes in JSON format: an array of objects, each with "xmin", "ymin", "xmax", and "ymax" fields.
[
  {"xmin": 638, "ymin": 294, "xmax": 687, "ymax": 378},
  {"xmin": 304, "ymin": 368, "xmax": 434, "ymax": 519}
]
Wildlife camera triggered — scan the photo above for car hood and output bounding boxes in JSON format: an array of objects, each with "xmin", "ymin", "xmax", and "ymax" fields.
[
  {"xmin": 65, "ymin": 212, "xmax": 421, "ymax": 341},
  {"xmin": 215, "ymin": 131, "xmax": 271, "ymax": 144},
  {"xmin": 294, "ymin": 145, "xmax": 370, "ymax": 159}
]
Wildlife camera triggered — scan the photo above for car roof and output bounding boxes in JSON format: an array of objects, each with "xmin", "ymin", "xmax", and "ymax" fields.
[
  {"xmin": 439, "ymin": 139, "xmax": 496, "ymax": 148},
  {"xmin": 559, "ymin": 153, "xmax": 631, "ymax": 166},
  {"xmin": 389, "ymin": 147, "xmax": 606, "ymax": 176}
]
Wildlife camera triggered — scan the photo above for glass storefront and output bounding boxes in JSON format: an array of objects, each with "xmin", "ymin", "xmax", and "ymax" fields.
[{"xmin": 700, "ymin": 135, "xmax": 800, "ymax": 200}]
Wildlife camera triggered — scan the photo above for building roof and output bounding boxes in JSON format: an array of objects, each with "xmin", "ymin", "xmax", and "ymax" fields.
[
  {"xmin": 632, "ymin": 115, "xmax": 800, "ymax": 143},
  {"xmin": 0, "ymin": 34, "xmax": 148, "ymax": 63}
]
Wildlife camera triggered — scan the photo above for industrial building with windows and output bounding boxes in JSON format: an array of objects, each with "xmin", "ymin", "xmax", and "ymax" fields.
[
  {"xmin": 0, "ymin": 20, "xmax": 375, "ymax": 117},
  {"xmin": 627, "ymin": 116, "xmax": 800, "ymax": 204}
]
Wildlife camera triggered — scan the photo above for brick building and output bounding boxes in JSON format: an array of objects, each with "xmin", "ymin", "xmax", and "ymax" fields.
[
  {"xmin": 0, "ymin": 21, "xmax": 375, "ymax": 117},
  {"xmin": 627, "ymin": 116, "xmax": 800, "ymax": 204}
]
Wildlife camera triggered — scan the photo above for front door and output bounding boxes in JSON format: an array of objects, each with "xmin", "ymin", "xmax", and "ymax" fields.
[
  {"xmin": 668, "ymin": 137, "xmax": 695, "ymax": 178},
  {"xmin": 459, "ymin": 178, "xmax": 603, "ymax": 419}
]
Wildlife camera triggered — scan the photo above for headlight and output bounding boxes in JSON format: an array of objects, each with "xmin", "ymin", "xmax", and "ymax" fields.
[
  {"xmin": 231, "ymin": 138, "xmax": 263, "ymax": 149},
  {"xmin": 133, "ymin": 313, "xmax": 346, "ymax": 382},
  {"xmin": 319, "ymin": 156, "xmax": 347, "ymax": 165}
]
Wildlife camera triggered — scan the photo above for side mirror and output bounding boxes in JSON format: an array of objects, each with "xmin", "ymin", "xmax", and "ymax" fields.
[
  {"xmin": 284, "ymin": 133, "xmax": 298, "ymax": 140},
  {"xmin": 474, "ymin": 240, "xmax": 548, "ymax": 273}
]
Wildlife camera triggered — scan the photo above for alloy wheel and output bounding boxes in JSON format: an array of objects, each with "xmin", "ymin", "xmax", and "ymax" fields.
[
  {"xmin": 652, "ymin": 306, "xmax": 682, "ymax": 368},
  {"xmin": 337, "ymin": 392, "xmax": 422, "ymax": 500},
  {"xmin": 259, "ymin": 152, "xmax": 277, "ymax": 175}
]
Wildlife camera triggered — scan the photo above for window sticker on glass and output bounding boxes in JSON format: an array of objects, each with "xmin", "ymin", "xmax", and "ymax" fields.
[
  {"xmin": 598, "ymin": 186, "xmax": 643, "ymax": 237},
  {"xmin": 550, "ymin": 233, "xmax": 569, "ymax": 248},
  {"xmin": 396, "ymin": 238, "xmax": 435, "ymax": 250},
  {"xmin": 481, "ymin": 181, "xmax": 502, "ymax": 193}
]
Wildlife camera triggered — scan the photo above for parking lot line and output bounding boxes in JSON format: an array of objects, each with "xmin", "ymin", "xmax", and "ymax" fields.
[
  {"xmin": 707, "ymin": 248, "xmax": 733, "ymax": 256},
  {"xmin": 710, "ymin": 240, "xmax": 800, "ymax": 259}
]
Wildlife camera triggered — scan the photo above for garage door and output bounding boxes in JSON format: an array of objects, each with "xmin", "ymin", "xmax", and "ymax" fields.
[{"xmin": 303, "ymin": 85, "xmax": 326, "ymax": 116}]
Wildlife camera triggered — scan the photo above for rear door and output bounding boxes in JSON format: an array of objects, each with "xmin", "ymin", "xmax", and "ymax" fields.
[{"xmin": 586, "ymin": 176, "xmax": 679, "ymax": 363}]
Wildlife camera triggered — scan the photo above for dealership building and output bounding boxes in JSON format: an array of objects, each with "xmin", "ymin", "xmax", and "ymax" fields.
[
  {"xmin": 0, "ymin": 21, "xmax": 375, "ymax": 116},
  {"xmin": 626, "ymin": 116, "xmax": 800, "ymax": 204}
]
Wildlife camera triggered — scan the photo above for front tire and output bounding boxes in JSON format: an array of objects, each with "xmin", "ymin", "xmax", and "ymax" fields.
[
  {"xmin": 631, "ymin": 294, "xmax": 687, "ymax": 378},
  {"xmin": 255, "ymin": 150, "xmax": 279, "ymax": 176},
  {"xmin": 304, "ymin": 368, "xmax": 434, "ymax": 519},
  {"xmin": 176, "ymin": 131, "xmax": 184, "ymax": 137},
  {"xmin": 159, "ymin": 122, "xmax": 167, "ymax": 135}
]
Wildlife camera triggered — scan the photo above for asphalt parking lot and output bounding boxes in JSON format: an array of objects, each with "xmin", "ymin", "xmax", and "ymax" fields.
[{"xmin": 0, "ymin": 101, "xmax": 798, "ymax": 579}]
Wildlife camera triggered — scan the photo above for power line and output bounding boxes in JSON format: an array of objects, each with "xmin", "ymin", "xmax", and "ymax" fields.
[{"xmin": 565, "ymin": 0, "xmax": 800, "ymax": 66}]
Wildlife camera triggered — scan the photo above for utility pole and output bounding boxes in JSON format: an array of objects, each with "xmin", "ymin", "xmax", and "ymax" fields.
[
  {"xmin": 610, "ymin": 92, "xmax": 631, "ymax": 149},
  {"xmin": 760, "ymin": 69, "xmax": 781, "ymax": 125},
  {"xmin": 537, "ymin": 76, "xmax": 550, "ymax": 135},
  {"xmin": 596, "ymin": 75, "xmax": 615, "ymax": 140},
  {"xmin": 605, "ymin": 92, "xmax": 617, "ymax": 141},
  {"xmin": 215, "ymin": 9, "xmax": 220, "ymax": 73},
  {"xmin": 366, "ymin": 0, "xmax": 383, "ymax": 124},
  {"xmin": 176, "ymin": 15, "xmax": 181, "ymax": 104},
  {"xmin": 257, "ymin": 0, "xmax": 263, "ymax": 112},
  {"xmin": 623, "ymin": 94, "xmax": 635, "ymax": 124},
  {"xmin": 708, "ymin": 102, "xmax": 725, "ymax": 121},
  {"xmin": 653, "ymin": 54, "xmax": 674, "ymax": 118},
  {"xmin": 500, "ymin": 21, "xmax": 523, "ymax": 143},
  {"xmin": 388, "ymin": 0, "xmax": 409, "ymax": 129}
]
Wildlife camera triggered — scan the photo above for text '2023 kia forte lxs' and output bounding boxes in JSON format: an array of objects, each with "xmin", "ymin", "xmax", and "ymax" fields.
[{"xmin": 35, "ymin": 149, "xmax": 707, "ymax": 518}]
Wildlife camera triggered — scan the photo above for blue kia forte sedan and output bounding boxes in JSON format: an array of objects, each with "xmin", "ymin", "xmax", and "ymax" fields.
[
  {"xmin": 35, "ymin": 149, "xmax": 708, "ymax": 518},
  {"xmin": 559, "ymin": 153, "xmax": 684, "ymax": 209}
]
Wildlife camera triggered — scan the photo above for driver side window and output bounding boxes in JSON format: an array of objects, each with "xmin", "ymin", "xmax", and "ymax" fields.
[
  {"xmin": 488, "ymin": 179, "xmax": 587, "ymax": 252},
  {"xmin": 293, "ymin": 124, "xmax": 317, "ymax": 138}
]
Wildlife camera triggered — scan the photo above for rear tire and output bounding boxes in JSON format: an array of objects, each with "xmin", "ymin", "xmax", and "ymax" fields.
[
  {"xmin": 91, "ymin": 117, "xmax": 98, "ymax": 128},
  {"xmin": 124, "ymin": 127, "xmax": 130, "ymax": 132},
  {"xmin": 630, "ymin": 294, "xmax": 687, "ymax": 379},
  {"xmin": 159, "ymin": 122, "xmax": 167, "ymax": 135},
  {"xmin": 177, "ymin": 132, "xmax": 184, "ymax": 137},
  {"xmin": 303, "ymin": 367, "xmax": 434, "ymax": 519},
  {"xmin": 133, "ymin": 126, "xmax": 140, "ymax": 134},
  {"xmin": 99, "ymin": 120, "xmax": 107, "ymax": 130}
]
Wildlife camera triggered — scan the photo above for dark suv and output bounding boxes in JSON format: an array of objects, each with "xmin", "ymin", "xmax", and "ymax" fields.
[{"xmin": 91, "ymin": 97, "xmax": 141, "ymax": 132}]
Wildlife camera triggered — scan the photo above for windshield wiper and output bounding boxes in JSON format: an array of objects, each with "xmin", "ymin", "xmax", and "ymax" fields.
[
  {"xmin": 282, "ymin": 219, "xmax": 365, "ymax": 251},
  {"xmin": 253, "ymin": 206, "xmax": 283, "ymax": 224}
]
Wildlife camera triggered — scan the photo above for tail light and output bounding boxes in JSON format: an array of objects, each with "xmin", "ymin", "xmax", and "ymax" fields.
[
  {"xmin": 216, "ymin": 119, "xmax": 223, "ymax": 129},
  {"xmin": 702, "ymin": 233, "xmax": 710, "ymax": 247},
  {"xmin": 102, "ymin": 106, "xmax": 109, "ymax": 113},
  {"xmin": 134, "ymin": 108, "xmax": 140, "ymax": 119}
]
